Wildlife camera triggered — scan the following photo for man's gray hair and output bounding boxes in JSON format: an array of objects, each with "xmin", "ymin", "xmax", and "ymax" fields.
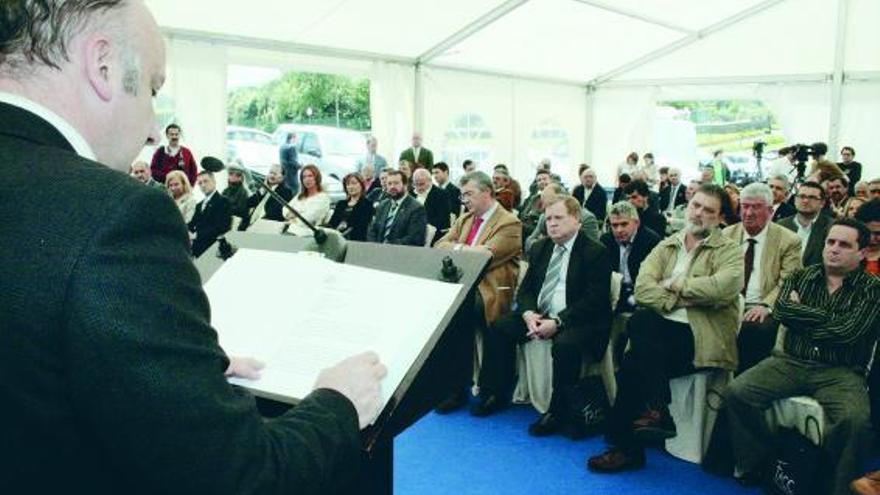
[
  {"xmin": 768, "ymin": 174, "xmax": 790, "ymax": 188},
  {"xmin": 668, "ymin": 166, "xmax": 681, "ymax": 175},
  {"xmin": 740, "ymin": 182, "xmax": 773, "ymax": 205},
  {"xmin": 412, "ymin": 168, "xmax": 431, "ymax": 181},
  {"xmin": 608, "ymin": 201, "xmax": 639, "ymax": 220},
  {"xmin": 543, "ymin": 182, "xmax": 566, "ymax": 196},
  {"xmin": 0, "ymin": 1, "xmax": 129, "ymax": 74},
  {"xmin": 462, "ymin": 171, "xmax": 494, "ymax": 194}
]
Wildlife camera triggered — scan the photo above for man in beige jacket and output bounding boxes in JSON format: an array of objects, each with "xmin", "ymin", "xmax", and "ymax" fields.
[
  {"xmin": 433, "ymin": 171, "xmax": 522, "ymax": 414},
  {"xmin": 722, "ymin": 182, "xmax": 802, "ymax": 373},
  {"xmin": 589, "ymin": 183, "xmax": 743, "ymax": 473}
]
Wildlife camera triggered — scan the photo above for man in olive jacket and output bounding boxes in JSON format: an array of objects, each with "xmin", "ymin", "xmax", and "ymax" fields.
[{"xmin": 588, "ymin": 184, "xmax": 743, "ymax": 473}]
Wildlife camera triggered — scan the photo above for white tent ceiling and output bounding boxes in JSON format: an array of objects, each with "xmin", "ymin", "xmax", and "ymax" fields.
[{"xmin": 146, "ymin": 0, "xmax": 880, "ymax": 86}]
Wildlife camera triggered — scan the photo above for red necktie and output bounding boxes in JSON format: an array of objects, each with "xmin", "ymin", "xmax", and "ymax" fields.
[{"xmin": 465, "ymin": 217, "xmax": 484, "ymax": 246}]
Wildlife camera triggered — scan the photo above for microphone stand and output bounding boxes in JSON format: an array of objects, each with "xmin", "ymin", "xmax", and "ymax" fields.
[{"xmin": 252, "ymin": 181, "xmax": 328, "ymax": 244}]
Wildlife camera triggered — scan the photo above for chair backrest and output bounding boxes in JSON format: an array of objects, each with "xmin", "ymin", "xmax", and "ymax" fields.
[
  {"xmin": 424, "ymin": 224, "xmax": 437, "ymax": 247},
  {"xmin": 610, "ymin": 271, "xmax": 623, "ymax": 310}
]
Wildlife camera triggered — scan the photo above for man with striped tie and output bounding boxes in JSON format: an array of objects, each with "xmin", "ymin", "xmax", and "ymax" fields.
[{"xmin": 366, "ymin": 170, "xmax": 426, "ymax": 246}]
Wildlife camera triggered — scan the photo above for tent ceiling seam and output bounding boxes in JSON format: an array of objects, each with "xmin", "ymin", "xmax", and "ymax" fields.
[{"xmin": 569, "ymin": 0, "xmax": 694, "ymax": 34}]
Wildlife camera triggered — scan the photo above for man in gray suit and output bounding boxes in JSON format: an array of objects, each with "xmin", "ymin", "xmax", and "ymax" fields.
[
  {"xmin": 778, "ymin": 181, "xmax": 834, "ymax": 267},
  {"xmin": 367, "ymin": 169, "xmax": 428, "ymax": 246},
  {"xmin": 0, "ymin": 2, "xmax": 385, "ymax": 493}
]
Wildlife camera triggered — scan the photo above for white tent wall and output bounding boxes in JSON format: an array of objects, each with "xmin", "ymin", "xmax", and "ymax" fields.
[
  {"xmin": 369, "ymin": 62, "xmax": 416, "ymax": 164},
  {"xmin": 589, "ymin": 86, "xmax": 658, "ymax": 186},
  {"xmin": 839, "ymin": 82, "xmax": 880, "ymax": 182}
]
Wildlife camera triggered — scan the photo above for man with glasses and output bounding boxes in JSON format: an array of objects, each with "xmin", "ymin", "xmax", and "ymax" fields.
[
  {"xmin": 767, "ymin": 174, "xmax": 795, "ymax": 222},
  {"xmin": 868, "ymin": 179, "xmax": 880, "ymax": 201},
  {"xmin": 778, "ymin": 181, "xmax": 834, "ymax": 266}
]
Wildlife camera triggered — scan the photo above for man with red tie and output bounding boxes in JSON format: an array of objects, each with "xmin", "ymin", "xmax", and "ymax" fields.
[{"xmin": 434, "ymin": 171, "xmax": 522, "ymax": 413}]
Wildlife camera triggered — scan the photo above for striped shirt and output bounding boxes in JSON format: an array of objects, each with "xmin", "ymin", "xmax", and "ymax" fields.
[{"xmin": 774, "ymin": 264, "xmax": 880, "ymax": 371}]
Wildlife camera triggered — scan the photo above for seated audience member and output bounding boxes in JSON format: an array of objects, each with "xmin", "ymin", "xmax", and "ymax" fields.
[
  {"xmin": 188, "ymin": 171, "xmax": 232, "ymax": 258},
  {"xmin": 837, "ymin": 146, "xmax": 861, "ymax": 196},
  {"xmin": 778, "ymin": 181, "xmax": 834, "ymax": 266},
  {"xmin": 601, "ymin": 201, "xmax": 661, "ymax": 314},
  {"xmin": 722, "ymin": 183, "xmax": 741, "ymax": 226},
  {"xmin": 699, "ymin": 165, "xmax": 715, "ymax": 185},
  {"xmin": 725, "ymin": 218, "xmax": 880, "ymax": 495},
  {"xmin": 611, "ymin": 173, "xmax": 632, "ymax": 205},
  {"xmin": 526, "ymin": 183, "xmax": 599, "ymax": 254},
  {"xmin": 640, "ymin": 152, "xmax": 660, "ymax": 190},
  {"xmin": 855, "ymin": 199, "xmax": 880, "ymax": 277},
  {"xmin": 631, "ymin": 170, "xmax": 660, "ymax": 211},
  {"xmin": 398, "ymin": 160, "xmax": 413, "ymax": 185},
  {"xmin": 367, "ymin": 168, "xmax": 390, "ymax": 205},
  {"xmin": 667, "ymin": 180, "xmax": 700, "ymax": 235},
  {"xmin": 462, "ymin": 159, "xmax": 476, "ymax": 174},
  {"xmin": 528, "ymin": 158, "xmax": 563, "ymax": 196},
  {"xmin": 432, "ymin": 162, "xmax": 462, "ymax": 219},
  {"xmin": 222, "ymin": 163, "xmax": 251, "ymax": 226},
  {"xmin": 624, "ymin": 180, "xmax": 667, "ymax": 237},
  {"xmin": 326, "ymin": 173, "xmax": 375, "ymax": 242},
  {"xmin": 768, "ymin": 174, "xmax": 796, "ymax": 221},
  {"xmin": 573, "ymin": 167, "xmax": 608, "ymax": 222},
  {"xmin": 366, "ymin": 170, "xmax": 426, "ymax": 246},
  {"xmin": 165, "ymin": 170, "xmax": 198, "ymax": 223},
  {"xmin": 722, "ymin": 183, "xmax": 802, "ymax": 373},
  {"xmin": 434, "ymin": 172, "xmax": 522, "ymax": 413},
  {"xmin": 412, "ymin": 168, "xmax": 451, "ymax": 244},
  {"xmin": 825, "ymin": 175, "xmax": 850, "ymax": 217},
  {"xmin": 618, "ymin": 152, "xmax": 639, "ymax": 179},
  {"xmin": 245, "ymin": 164, "xmax": 293, "ymax": 223},
  {"xmin": 520, "ymin": 169, "xmax": 552, "ymax": 239},
  {"xmin": 843, "ymin": 196, "xmax": 866, "ymax": 219},
  {"xmin": 130, "ymin": 160, "xmax": 164, "ymax": 189},
  {"xmin": 854, "ymin": 181, "xmax": 869, "ymax": 200},
  {"xmin": 284, "ymin": 164, "xmax": 331, "ymax": 237},
  {"xmin": 658, "ymin": 167, "xmax": 687, "ymax": 214},
  {"xmin": 588, "ymin": 184, "xmax": 743, "ymax": 473},
  {"xmin": 658, "ymin": 166, "xmax": 670, "ymax": 192},
  {"xmin": 492, "ymin": 168, "xmax": 517, "ymax": 211},
  {"xmin": 477, "ymin": 196, "xmax": 611, "ymax": 437},
  {"xmin": 871, "ymin": 179, "xmax": 880, "ymax": 201},
  {"xmin": 361, "ymin": 163, "xmax": 379, "ymax": 196},
  {"xmin": 494, "ymin": 164, "xmax": 522, "ymax": 208}
]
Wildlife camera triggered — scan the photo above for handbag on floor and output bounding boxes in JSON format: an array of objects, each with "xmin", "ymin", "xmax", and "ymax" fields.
[
  {"xmin": 565, "ymin": 375, "xmax": 609, "ymax": 430},
  {"xmin": 764, "ymin": 416, "xmax": 828, "ymax": 495}
]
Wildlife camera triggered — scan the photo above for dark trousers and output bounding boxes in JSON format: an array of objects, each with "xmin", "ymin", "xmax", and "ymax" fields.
[
  {"xmin": 479, "ymin": 311, "xmax": 588, "ymax": 413},
  {"xmin": 725, "ymin": 354, "xmax": 872, "ymax": 495},
  {"xmin": 736, "ymin": 313, "xmax": 779, "ymax": 374},
  {"xmin": 606, "ymin": 309, "xmax": 695, "ymax": 447}
]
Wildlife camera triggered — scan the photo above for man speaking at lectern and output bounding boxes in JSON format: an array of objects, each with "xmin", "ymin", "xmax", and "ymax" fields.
[{"xmin": 0, "ymin": 1, "xmax": 385, "ymax": 494}]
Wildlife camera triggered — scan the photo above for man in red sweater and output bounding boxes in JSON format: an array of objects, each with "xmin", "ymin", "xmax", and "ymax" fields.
[{"xmin": 151, "ymin": 123, "xmax": 197, "ymax": 185}]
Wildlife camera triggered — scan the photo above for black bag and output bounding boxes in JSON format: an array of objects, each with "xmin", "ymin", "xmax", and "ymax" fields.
[
  {"xmin": 764, "ymin": 416, "xmax": 828, "ymax": 495},
  {"xmin": 564, "ymin": 375, "xmax": 609, "ymax": 431}
]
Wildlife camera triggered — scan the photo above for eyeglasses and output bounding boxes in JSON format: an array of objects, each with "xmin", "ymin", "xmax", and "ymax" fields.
[{"xmin": 795, "ymin": 194, "xmax": 822, "ymax": 201}]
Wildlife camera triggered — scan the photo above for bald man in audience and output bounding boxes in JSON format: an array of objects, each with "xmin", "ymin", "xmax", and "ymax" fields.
[{"xmin": 412, "ymin": 168, "xmax": 450, "ymax": 244}]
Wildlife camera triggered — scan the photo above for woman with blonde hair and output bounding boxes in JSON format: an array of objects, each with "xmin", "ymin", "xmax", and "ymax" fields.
[
  {"xmin": 284, "ymin": 164, "xmax": 330, "ymax": 236},
  {"xmin": 165, "ymin": 170, "xmax": 197, "ymax": 223}
]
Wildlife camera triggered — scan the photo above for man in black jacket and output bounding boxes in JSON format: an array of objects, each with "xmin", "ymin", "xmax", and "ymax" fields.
[
  {"xmin": 768, "ymin": 174, "xmax": 796, "ymax": 222},
  {"xmin": 658, "ymin": 167, "xmax": 687, "ymax": 214},
  {"xmin": 572, "ymin": 167, "xmax": 608, "ymax": 222},
  {"xmin": 188, "ymin": 171, "xmax": 232, "ymax": 257},
  {"xmin": 625, "ymin": 180, "xmax": 667, "ymax": 238},
  {"xmin": 367, "ymin": 170, "xmax": 427, "ymax": 246},
  {"xmin": 778, "ymin": 181, "xmax": 834, "ymax": 266},
  {"xmin": 600, "ymin": 201, "xmax": 661, "ymax": 314},
  {"xmin": 412, "ymin": 167, "xmax": 450, "ymax": 244},
  {"xmin": 477, "ymin": 196, "xmax": 611, "ymax": 438},
  {"xmin": 0, "ymin": 2, "xmax": 385, "ymax": 494}
]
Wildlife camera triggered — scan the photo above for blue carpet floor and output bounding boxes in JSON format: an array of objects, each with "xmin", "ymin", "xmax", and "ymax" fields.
[{"xmin": 395, "ymin": 402, "xmax": 762, "ymax": 495}]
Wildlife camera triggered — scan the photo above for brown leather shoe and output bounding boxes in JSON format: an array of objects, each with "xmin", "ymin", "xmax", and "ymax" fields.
[
  {"xmin": 587, "ymin": 447, "xmax": 646, "ymax": 473},
  {"xmin": 852, "ymin": 471, "xmax": 880, "ymax": 495},
  {"xmin": 632, "ymin": 408, "xmax": 676, "ymax": 441}
]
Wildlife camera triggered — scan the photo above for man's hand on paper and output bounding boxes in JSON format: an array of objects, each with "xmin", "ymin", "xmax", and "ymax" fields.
[
  {"xmin": 225, "ymin": 356, "xmax": 265, "ymax": 380},
  {"xmin": 314, "ymin": 351, "xmax": 387, "ymax": 430}
]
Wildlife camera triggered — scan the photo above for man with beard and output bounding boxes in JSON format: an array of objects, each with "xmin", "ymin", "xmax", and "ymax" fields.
[
  {"xmin": 151, "ymin": 123, "xmax": 197, "ymax": 185},
  {"xmin": 222, "ymin": 162, "xmax": 251, "ymax": 227},
  {"xmin": 367, "ymin": 170, "xmax": 427, "ymax": 246},
  {"xmin": 588, "ymin": 184, "xmax": 743, "ymax": 473},
  {"xmin": 826, "ymin": 176, "xmax": 850, "ymax": 217}
]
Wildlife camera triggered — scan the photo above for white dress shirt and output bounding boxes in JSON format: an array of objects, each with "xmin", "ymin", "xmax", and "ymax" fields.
[
  {"xmin": 547, "ymin": 232, "xmax": 579, "ymax": 317},
  {"xmin": 741, "ymin": 223, "xmax": 769, "ymax": 305},
  {"xmin": 795, "ymin": 214, "xmax": 817, "ymax": 256}
]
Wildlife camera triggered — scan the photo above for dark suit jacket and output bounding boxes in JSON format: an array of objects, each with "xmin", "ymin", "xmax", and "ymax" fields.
[
  {"xmin": 327, "ymin": 196, "xmax": 375, "ymax": 241},
  {"xmin": 187, "ymin": 192, "xmax": 232, "ymax": 257},
  {"xmin": 367, "ymin": 195, "xmax": 427, "ymax": 246},
  {"xmin": 415, "ymin": 187, "xmax": 451, "ymax": 243},
  {"xmin": 772, "ymin": 201, "xmax": 796, "ymax": 223},
  {"xmin": 438, "ymin": 181, "xmax": 462, "ymax": 216},
  {"xmin": 638, "ymin": 207, "xmax": 667, "ymax": 239},
  {"xmin": 778, "ymin": 213, "xmax": 833, "ymax": 267},
  {"xmin": 0, "ymin": 102, "xmax": 360, "ymax": 494},
  {"xmin": 659, "ymin": 183, "xmax": 687, "ymax": 212},
  {"xmin": 572, "ymin": 184, "xmax": 608, "ymax": 222},
  {"xmin": 600, "ymin": 226, "xmax": 662, "ymax": 285},
  {"xmin": 517, "ymin": 231, "xmax": 612, "ymax": 360},
  {"xmin": 398, "ymin": 147, "xmax": 434, "ymax": 168}
]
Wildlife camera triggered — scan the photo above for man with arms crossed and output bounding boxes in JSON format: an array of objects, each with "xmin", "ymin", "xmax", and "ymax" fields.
[{"xmin": 0, "ymin": 2, "xmax": 385, "ymax": 493}]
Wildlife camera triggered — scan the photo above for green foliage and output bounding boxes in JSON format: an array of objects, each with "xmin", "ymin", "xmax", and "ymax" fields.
[{"xmin": 227, "ymin": 72, "xmax": 371, "ymax": 132}]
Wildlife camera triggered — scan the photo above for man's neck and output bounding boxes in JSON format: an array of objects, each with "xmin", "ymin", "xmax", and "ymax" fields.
[
  {"xmin": 744, "ymin": 223, "xmax": 765, "ymax": 238},
  {"xmin": 796, "ymin": 212, "xmax": 818, "ymax": 226}
]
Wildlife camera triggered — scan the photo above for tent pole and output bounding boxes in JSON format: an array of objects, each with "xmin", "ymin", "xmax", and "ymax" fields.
[{"xmin": 828, "ymin": 0, "xmax": 849, "ymax": 155}]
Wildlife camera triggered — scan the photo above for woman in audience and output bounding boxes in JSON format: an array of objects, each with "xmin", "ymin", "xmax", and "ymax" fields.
[
  {"xmin": 326, "ymin": 173, "xmax": 374, "ymax": 241},
  {"xmin": 617, "ymin": 151, "xmax": 639, "ymax": 178},
  {"xmin": 722, "ymin": 183, "xmax": 741, "ymax": 226},
  {"xmin": 284, "ymin": 164, "xmax": 331, "ymax": 237},
  {"xmin": 165, "ymin": 170, "xmax": 197, "ymax": 223},
  {"xmin": 843, "ymin": 197, "xmax": 866, "ymax": 218}
]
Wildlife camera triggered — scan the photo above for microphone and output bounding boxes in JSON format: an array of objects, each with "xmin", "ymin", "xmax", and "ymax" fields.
[{"xmin": 252, "ymin": 180, "xmax": 328, "ymax": 244}]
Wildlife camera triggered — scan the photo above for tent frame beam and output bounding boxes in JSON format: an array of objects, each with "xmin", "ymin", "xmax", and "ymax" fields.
[
  {"xmin": 590, "ymin": 0, "xmax": 789, "ymax": 87},
  {"xmin": 601, "ymin": 73, "xmax": 831, "ymax": 88},
  {"xmin": 417, "ymin": 0, "xmax": 531, "ymax": 64},
  {"xmin": 570, "ymin": 0, "xmax": 694, "ymax": 34},
  {"xmin": 827, "ymin": 0, "xmax": 849, "ymax": 154}
]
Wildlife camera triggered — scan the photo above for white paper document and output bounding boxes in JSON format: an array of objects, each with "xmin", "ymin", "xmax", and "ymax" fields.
[{"xmin": 203, "ymin": 248, "xmax": 462, "ymax": 410}]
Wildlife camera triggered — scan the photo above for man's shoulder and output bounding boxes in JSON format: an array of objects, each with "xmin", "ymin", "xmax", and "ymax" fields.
[
  {"xmin": 491, "ymin": 205, "xmax": 521, "ymax": 226},
  {"xmin": 767, "ymin": 222, "xmax": 801, "ymax": 245}
]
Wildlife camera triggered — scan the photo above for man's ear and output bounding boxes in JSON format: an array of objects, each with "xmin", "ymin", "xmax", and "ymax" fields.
[{"xmin": 83, "ymin": 35, "xmax": 113, "ymax": 102}]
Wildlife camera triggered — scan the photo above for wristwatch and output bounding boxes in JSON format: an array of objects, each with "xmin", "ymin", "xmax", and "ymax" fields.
[{"xmin": 552, "ymin": 316, "xmax": 565, "ymax": 332}]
